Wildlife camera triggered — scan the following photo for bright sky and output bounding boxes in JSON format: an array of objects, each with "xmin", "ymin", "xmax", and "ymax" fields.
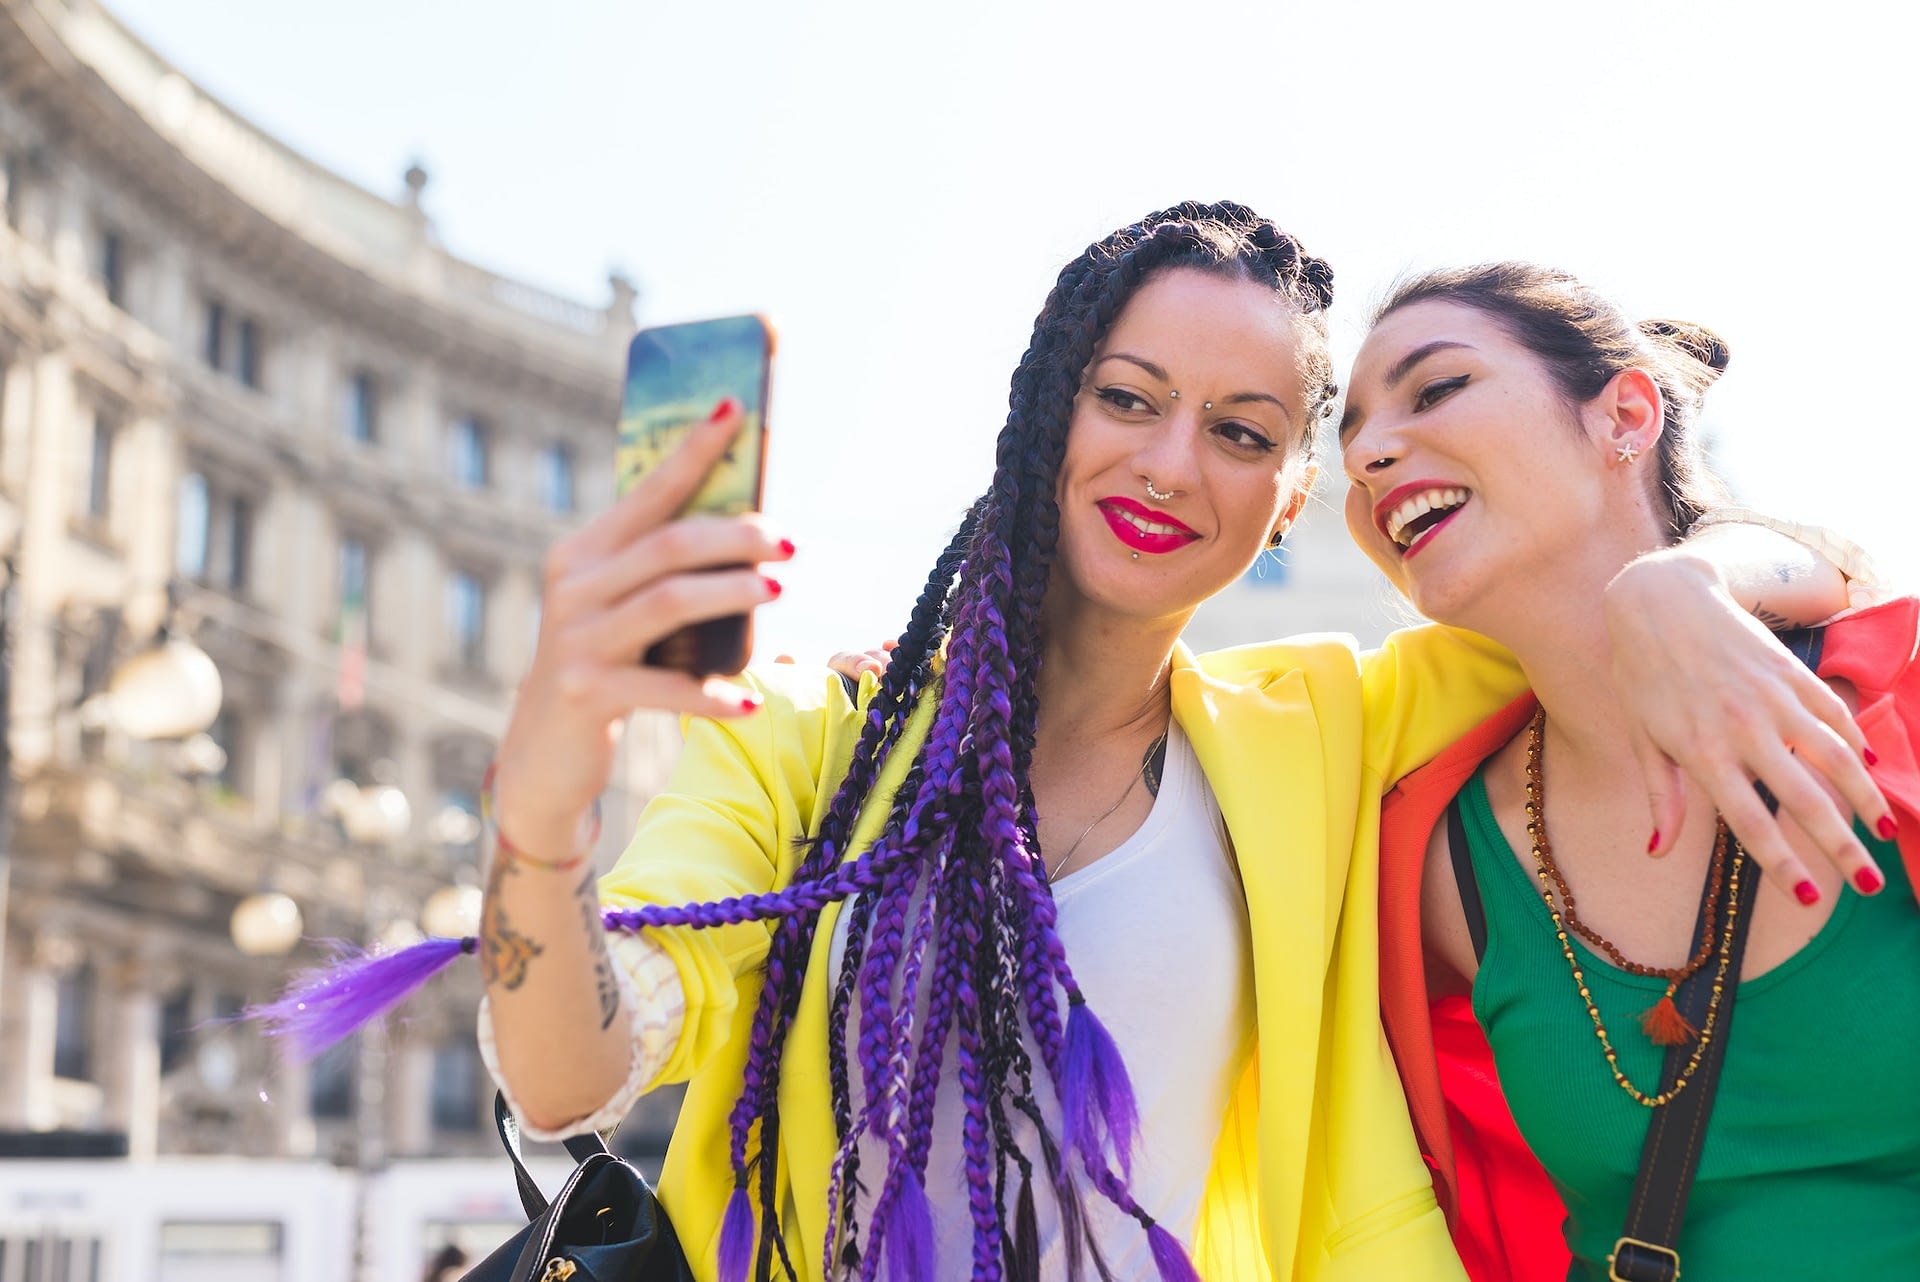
[{"xmin": 108, "ymin": 0, "xmax": 1914, "ymax": 663}]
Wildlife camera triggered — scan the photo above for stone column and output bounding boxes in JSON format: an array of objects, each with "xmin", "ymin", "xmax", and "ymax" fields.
[
  {"xmin": 387, "ymin": 1038, "xmax": 434, "ymax": 1157},
  {"xmin": 100, "ymin": 973, "xmax": 160, "ymax": 1159},
  {"xmin": 1, "ymin": 958, "xmax": 60, "ymax": 1130},
  {"xmin": 274, "ymin": 1049, "xmax": 316, "ymax": 1158}
]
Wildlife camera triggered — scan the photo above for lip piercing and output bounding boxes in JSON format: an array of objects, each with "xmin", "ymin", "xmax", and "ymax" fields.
[
  {"xmin": 1615, "ymin": 442, "xmax": 1640, "ymax": 464},
  {"xmin": 1145, "ymin": 478, "xmax": 1174, "ymax": 502}
]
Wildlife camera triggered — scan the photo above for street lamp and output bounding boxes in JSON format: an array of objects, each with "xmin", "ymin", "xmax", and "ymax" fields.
[
  {"xmin": 230, "ymin": 891, "xmax": 304, "ymax": 958},
  {"xmin": 87, "ymin": 637, "xmax": 224, "ymax": 741}
]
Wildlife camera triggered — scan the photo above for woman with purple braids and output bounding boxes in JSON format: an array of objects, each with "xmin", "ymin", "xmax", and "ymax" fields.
[
  {"xmin": 471, "ymin": 201, "xmax": 1505, "ymax": 1282},
  {"xmin": 260, "ymin": 202, "xmax": 1877, "ymax": 1281}
]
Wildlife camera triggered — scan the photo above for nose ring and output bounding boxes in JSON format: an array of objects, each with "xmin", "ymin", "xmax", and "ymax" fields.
[{"xmin": 1144, "ymin": 478, "xmax": 1174, "ymax": 502}]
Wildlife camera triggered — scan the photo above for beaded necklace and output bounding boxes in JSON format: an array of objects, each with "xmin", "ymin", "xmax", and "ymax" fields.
[{"xmin": 1523, "ymin": 708, "xmax": 1750, "ymax": 1108}]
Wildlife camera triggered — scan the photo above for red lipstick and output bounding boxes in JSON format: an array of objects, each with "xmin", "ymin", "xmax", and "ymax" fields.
[
  {"xmin": 1371, "ymin": 478, "xmax": 1470, "ymax": 561},
  {"xmin": 1097, "ymin": 497, "xmax": 1198, "ymax": 555}
]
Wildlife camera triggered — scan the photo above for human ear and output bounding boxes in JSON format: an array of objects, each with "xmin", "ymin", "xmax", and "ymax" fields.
[
  {"xmin": 1598, "ymin": 368, "xmax": 1664, "ymax": 461},
  {"xmin": 1274, "ymin": 463, "xmax": 1318, "ymax": 540}
]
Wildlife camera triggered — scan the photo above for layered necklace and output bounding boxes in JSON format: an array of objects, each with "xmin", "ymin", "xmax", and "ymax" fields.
[{"xmin": 1523, "ymin": 708, "xmax": 1751, "ymax": 1108}]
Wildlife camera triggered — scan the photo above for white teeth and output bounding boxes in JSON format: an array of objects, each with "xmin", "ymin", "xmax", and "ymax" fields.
[
  {"xmin": 1385, "ymin": 487, "xmax": 1468, "ymax": 548},
  {"xmin": 1115, "ymin": 509, "xmax": 1184, "ymax": 537}
]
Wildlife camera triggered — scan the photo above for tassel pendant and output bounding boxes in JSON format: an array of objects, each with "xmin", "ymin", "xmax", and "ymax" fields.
[{"xmin": 1640, "ymin": 984, "xmax": 1698, "ymax": 1047}]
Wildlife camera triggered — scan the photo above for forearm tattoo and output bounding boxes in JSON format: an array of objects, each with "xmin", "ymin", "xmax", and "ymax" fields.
[
  {"xmin": 480, "ymin": 855, "xmax": 544, "ymax": 991},
  {"xmin": 578, "ymin": 867, "xmax": 620, "ymax": 1031}
]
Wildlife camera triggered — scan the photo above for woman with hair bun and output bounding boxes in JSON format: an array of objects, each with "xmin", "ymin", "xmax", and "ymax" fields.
[
  {"xmin": 1346, "ymin": 264, "xmax": 1920, "ymax": 1280},
  {"xmin": 261, "ymin": 214, "xmax": 1884, "ymax": 1282}
]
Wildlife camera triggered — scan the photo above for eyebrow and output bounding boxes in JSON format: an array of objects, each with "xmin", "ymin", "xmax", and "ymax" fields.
[
  {"xmin": 1093, "ymin": 354, "xmax": 1295, "ymax": 425},
  {"xmin": 1337, "ymin": 340, "xmax": 1476, "ymax": 440}
]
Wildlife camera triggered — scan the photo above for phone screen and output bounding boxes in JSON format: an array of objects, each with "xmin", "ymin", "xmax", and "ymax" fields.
[{"xmin": 616, "ymin": 314, "xmax": 774, "ymax": 674}]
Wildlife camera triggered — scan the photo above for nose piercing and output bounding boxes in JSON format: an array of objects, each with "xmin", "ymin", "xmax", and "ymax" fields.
[
  {"xmin": 1370, "ymin": 457, "xmax": 1393, "ymax": 470},
  {"xmin": 1168, "ymin": 390, "xmax": 1180, "ymax": 399},
  {"xmin": 1145, "ymin": 478, "xmax": 1174, "ymax": 502}
]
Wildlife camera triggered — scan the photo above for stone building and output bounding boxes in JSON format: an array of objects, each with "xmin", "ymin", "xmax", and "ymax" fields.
[{"xmin": 0, "ymin": 0, "xmax": 675, "ymax": 1189}]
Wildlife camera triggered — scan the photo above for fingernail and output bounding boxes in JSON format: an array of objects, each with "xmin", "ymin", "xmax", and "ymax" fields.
[
  {"xmin": 762, "ymin": 575, "xmax": 783, "ymax": 598},
  {"xmin": 1864, "ymin": 746, "xmax": 1880, "ymax": 767},
  {"xmin": 1647, "ymin": 829, "xmax": 1661, "ymax": 854},
  {"xmin": 1855, "ymin": 866, "xmax": 1886, "ymax": 895},
  {"xmin": 776, "ymin": 537, "xmax": 796, "ymax": 557},
  {"xmin": 1878, "ymin": 814, "xmax": 1899, "ymax": 841},
  {"xmin": 1794, "ymin": 879, "xmax": 1821, "ymax": 906},
  {"xmin": 708, "ymin": 396, "xmax": 740, "ymax": 423},
  {"xmin": 739, "ymin": 695, "xmax": 761, "ymax": 713}
]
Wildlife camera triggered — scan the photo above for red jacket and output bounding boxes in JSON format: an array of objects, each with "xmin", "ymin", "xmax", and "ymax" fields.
[{"xmin": 1376, "ymin": 598, "xmax": 1920, "ymax": 1282}]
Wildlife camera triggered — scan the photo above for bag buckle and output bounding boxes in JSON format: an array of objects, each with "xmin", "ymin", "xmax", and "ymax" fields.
[{"xmin": 1608, "ymin": 1236, "xmax": 1680, "ymax": 1281}]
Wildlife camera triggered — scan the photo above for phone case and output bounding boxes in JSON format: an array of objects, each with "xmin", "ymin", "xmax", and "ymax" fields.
[{"xmin": 616, "ymin": 314, "xmax": 774, "ymax": 675}]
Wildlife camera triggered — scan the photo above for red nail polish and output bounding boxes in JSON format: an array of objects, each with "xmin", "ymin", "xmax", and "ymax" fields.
[
  {"xmin": 1864, "ymin": 746, "xmax": 1880, "ymax": 767},
  {"xmin": 708, "ymin": 396, "xmax": 740, "ymax": 423},
  {"xmin": 1647, "ymin": 830, "xmax": 1661, "ymax": 853},
  {"xmin": 1855, "ymin": 866, "xmax": 1886, "ymax": 895},
  {"xmin": 777, "ymin": 537, "xmax": 796, "ymax": 557},
  {"xmin": 739, "ymin": 696, "xmax": 761, "ymax": 713},
  {"xmin": 1878, "ymin": 814, "xmax": 1899, "ymax": 841},
  {"xmin": 762, "ymin": 576, "xmax": 783, "ymax": 598},
  {"xmin": 1794, "ymin": 879, "xmax": 1821, "ymax": 906}
]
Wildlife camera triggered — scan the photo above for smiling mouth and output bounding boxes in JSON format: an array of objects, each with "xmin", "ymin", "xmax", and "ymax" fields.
[
  {"xmin": 1097, "ymin": 498, "xmax": 1199, "ymax": 555},
  {"xmin": 1382, "ymin": 486, "xmax": 1469, "ymax": 552}
]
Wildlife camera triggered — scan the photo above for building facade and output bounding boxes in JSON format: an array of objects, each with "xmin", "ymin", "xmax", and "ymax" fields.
[{"xmin": 0, "ymin": 0, "xmax": 678, "ymax": 1201}]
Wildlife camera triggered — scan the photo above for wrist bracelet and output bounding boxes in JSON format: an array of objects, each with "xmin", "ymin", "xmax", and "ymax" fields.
[{"xmin": 480, "ymin": 761, "xmax": 603, "ymax": 872}]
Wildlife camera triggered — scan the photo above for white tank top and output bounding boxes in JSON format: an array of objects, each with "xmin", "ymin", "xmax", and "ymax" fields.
[{"xmin": 828, "ymin": 720, "xmax": 1256, "ymax": 1275}]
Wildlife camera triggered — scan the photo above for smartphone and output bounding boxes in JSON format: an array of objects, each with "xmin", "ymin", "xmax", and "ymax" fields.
[{"xmin": 616, "ymin": 313, "xmax": 775, "ymax": 676}]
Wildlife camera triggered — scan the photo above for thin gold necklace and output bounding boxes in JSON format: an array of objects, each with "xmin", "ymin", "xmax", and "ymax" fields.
[{"xmin": 1047, "ymin": 730, "xmax": 1168, "ymax": 881}]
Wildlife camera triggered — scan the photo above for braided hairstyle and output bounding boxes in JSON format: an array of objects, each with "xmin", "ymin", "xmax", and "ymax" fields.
[
  {"xmin": 1376, "ymin": 264, "xmax": 1734, "ymax": 539},
  {"xmin": 604, "ymin": 202, "xmax": 1336, "ymax": 1282}
]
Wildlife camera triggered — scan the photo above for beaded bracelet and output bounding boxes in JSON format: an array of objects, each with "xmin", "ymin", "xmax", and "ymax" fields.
[{"xmin": 479, "ymin": 761, "xmax": 603, "ymax": 873}]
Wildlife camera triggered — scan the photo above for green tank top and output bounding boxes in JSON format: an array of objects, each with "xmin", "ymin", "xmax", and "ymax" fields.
[{"xmin": 1460, "ymin": 771, "xmax": 1920, "ymax": 1279}]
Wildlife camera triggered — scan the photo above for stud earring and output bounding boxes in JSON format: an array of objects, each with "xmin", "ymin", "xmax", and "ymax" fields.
[
  {"xmin": 1615, "ymin": 442, "xmax": 1640, "ymax": 465},
  {"xmin": 1145, "ymin": 478, "xmax": 1174, "ymax": 502},
  {"xmin": 1267, "ymin": 527, "xmax": 1287, "ymax": 548}
]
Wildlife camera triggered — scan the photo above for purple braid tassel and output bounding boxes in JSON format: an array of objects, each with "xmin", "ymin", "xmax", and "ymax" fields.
[
  {"xmin": 1061, "ymin": 997, "xmax": 1140, "ymax": 1177},
  {"xmin": 879, "ymin": 1172, "xmax": 936, "ymax": 1282},
  {"xmin": 1146, "ymin": 1221, "xmax": 1203, "ymax": 1282},
  {"xmin": 246, "ymin": 935, "xmax": 473, "ymax": 1061},
  {"xmin": 717, "ymin": 1180, "xmax": 755, "ymax": 1282}
]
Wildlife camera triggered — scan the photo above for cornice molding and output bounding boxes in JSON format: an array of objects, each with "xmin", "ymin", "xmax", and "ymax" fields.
[{"xmin": 0, "ymin": 0, "xmax": 628, "ymax": 420}]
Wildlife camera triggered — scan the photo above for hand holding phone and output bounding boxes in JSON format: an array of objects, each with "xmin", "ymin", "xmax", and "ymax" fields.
[
  {"xmin": 494, "ymin": 392, "xmax": 789, "ymax": 862},
  {"xmin": 616, "ymin": 314, "xmax": 775, "ymax": 675}
]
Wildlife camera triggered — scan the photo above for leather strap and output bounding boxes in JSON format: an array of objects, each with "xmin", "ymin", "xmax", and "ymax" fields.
[
  {"xmin": 1447, "ymin": 794, "xmax": 1489, "ymax": 965},
  {"xmin": 493, "ymin": 1091, "xmax": 614, "ymax": 1221},
  {"xmin": 1607, "ymin": 840, "xmax": 1757, "ymax": 1282}
]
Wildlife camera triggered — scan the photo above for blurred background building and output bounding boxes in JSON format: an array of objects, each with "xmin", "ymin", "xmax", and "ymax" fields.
[{"xmin": 0, "ymin": 0, "xmax": 684, "ymax": 1274}]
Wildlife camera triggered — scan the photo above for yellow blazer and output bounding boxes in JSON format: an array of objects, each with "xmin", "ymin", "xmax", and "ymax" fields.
[{"xmin": 599, "ymin": 627, "xmax": 1524, "ymax": 1281}]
